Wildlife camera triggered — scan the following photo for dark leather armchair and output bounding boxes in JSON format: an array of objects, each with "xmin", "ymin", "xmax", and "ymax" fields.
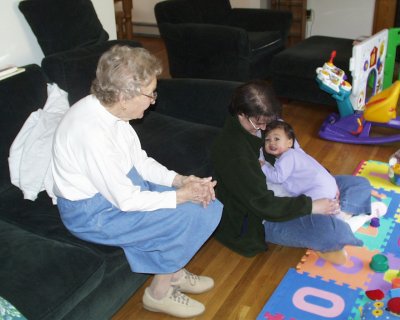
[
  {"xmin": 154, "ymin": 0, "xmax": 292, "ymax": 81},
  {"xmin": 18, "ymin": 0, "xmax": 141, "ymax": 104}
]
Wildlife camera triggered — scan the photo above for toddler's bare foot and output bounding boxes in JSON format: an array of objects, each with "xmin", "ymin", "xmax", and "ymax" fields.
[{"xmin": 316, "ymin": 249, "xmax": 348, "ymax": 265}]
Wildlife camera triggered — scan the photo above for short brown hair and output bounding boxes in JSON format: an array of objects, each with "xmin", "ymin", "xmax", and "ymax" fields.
[{"xmin": 229, "ymin": 80, "xmax": 281, "ymax": 120}]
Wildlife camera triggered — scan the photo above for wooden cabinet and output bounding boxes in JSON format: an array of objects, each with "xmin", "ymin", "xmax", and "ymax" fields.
[
  {"xmin": 271, "ymin": 0, "xmax": 307, "ymax": 47},
  {"xmin": 373, "ymin": 0, "xmax": 398, "ymax": 33}
]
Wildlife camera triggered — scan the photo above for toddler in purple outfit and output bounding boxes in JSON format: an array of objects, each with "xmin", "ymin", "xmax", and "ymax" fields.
[
  {"xmin": 260, "ymin": 120, "xmax": 386, "ymax": 229},
  {"xmin": 261, "ymin": 120, "xmax": 338, "ymax": 201}
]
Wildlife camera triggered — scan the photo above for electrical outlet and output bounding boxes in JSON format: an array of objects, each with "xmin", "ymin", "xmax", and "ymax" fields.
[{"xmin": 306, "ymin": 9, "xmax": 312, "ymax": 20}]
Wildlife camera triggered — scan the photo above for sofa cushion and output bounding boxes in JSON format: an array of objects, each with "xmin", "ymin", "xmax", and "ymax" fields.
[
  {"xmin": 132, "ymin": 111, "xmax": 221, "ymax": 177},
  {"xmin": 155, "ymin": 78, "xmax": 237, "ymax": 128},
  {"xmin": 0, "ymin": 219, "xmax": 105, "ymax": 320},
  {"xmin": 18, "ymin": 0, "xmax": 109, "ymax": 56}
]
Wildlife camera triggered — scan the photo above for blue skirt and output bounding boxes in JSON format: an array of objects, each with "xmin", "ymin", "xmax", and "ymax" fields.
[{"xmin": 57, "ymin": 167, "xmax": 223, "ymax": 274}]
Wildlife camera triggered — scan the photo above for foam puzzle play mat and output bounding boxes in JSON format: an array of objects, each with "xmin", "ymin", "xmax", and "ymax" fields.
[{"xmin": 257, "ymin": 160, "xmax": 400, "ymax": 320}]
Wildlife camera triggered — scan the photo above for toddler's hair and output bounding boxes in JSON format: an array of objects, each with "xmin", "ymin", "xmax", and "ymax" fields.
[{"xmin": 265, "ymin": 120, "xmax": 296, "ymax": 148}]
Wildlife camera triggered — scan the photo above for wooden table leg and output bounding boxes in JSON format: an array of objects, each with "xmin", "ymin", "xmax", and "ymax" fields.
[{"xmin": 121, "ymin": 0, "xmax": 133, "ymax": 39}]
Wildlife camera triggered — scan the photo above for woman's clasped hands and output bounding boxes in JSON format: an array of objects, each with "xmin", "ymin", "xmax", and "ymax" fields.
[{"xmin": 174, "ymin": 175, "xmax": 217, "ymax": 207}]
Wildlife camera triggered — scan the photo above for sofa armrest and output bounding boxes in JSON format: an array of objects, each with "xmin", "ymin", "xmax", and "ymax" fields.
[
  {"xmin": 229, "ymin": 9, "xmax": 292, "ymax": 39},
  {"xmin": 154, "ymin": 78, "xmax": 242, "ymax": 128}
]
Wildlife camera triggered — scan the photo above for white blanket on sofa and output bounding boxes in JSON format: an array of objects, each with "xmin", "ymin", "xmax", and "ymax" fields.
[{"xmin": 8, "ymin": 83, "xmax": 69, "ymax": 202}]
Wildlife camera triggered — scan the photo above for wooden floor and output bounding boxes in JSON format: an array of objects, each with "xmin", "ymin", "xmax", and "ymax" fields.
[{"xmin": 112, "ymin": 36, "xmax": 399, "ymax": 320}]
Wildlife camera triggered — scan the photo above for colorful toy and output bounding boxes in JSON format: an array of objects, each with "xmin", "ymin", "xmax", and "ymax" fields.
[
  {"xmin": 365, "ymin": 289, "xmax": 385, "ymax": 300},
  {"xmin": 361, "ymin": 295, "xmax": 400, "ymax": 319},
  {"xmin": 393, "ymin": 278, "xmax": 400, "ymax": 289},
  {"xmin": 384, "ymin": 28, "xmax": 400, "ymax": 89},
  {"xmin": 316, "ymin": 29, "xmax": 400, "ymax": 144},
  {"xmin": 391, "ymin": 288, "xmax": 400, "ymax": 298},
  {"xmin": 370, "ymin": 217, "xmax": 381, "ymax": 227},
  {"xmin": 370, "ymin": 254, "xmax": 390, "ymax": 272},
  {"xmin": 361, "ymin": 289, "xmax": 400, "ymax": 319},
  {"xmin": 350, "ymin": 29, "xmax": 388, "ymax": 110},
  {"xmin": 389, "ymin": 150, "xmax": 400, "ymax": 186},
  {"xmin": 316, "ymin": 51, "xmax": 353, "ymax": 118}
]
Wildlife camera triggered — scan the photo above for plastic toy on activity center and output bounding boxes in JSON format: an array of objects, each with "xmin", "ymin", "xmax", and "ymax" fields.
[{"xmin": 316, "ymin": 28, "xmax": 400, "ymax": 144}]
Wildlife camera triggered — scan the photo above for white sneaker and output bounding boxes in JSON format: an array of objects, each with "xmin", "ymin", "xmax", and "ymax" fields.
[
  {"xmin": 142, "ymin": 286, "xmax": 205, "ymax": 318},
  {"xmin": 346, "ymin": 202, "xmax": 388, "ymax": 232},
  {"xmin": 371, "ymin": 202, "xmax": 388, "ymax": 218},
  {"xmin": 171, "ymin": 269, "xmax": 214, "ymax": 294}
]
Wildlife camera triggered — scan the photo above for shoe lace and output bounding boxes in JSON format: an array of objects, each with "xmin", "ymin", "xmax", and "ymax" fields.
[
  {"xmin": 169, "ymin": 286, "xmax": 190, "ymax": 305},
  {"xmin": 184, "ymin": 269, "xmax": 200, "ymax": 286}
]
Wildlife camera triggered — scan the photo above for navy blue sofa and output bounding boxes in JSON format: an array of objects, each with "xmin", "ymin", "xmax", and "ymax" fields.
[{"xmin": 0, "ymin": 63, "xmax": 240, "ymax": 319}]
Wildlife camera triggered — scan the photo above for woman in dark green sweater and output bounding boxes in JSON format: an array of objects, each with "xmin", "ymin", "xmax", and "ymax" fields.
[{"xmin": 211, "ymin": 80, "xmax": 369, "ymax": 264}]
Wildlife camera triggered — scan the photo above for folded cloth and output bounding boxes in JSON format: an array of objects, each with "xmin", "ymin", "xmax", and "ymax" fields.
[{"xmin": 8, "ymin": 83, "xmax": 69, "ymax": 202}]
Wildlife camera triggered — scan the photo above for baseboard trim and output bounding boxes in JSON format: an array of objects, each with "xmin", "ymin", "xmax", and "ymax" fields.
[{"xmin": 132, "ymin": 22, "xmax": 159, "ymax": 36}]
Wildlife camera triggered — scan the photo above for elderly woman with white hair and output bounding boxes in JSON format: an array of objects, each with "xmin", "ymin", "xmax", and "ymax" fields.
[{"xmin": 51, "ymin": 45, "xmax": 222, "ymax": 318}]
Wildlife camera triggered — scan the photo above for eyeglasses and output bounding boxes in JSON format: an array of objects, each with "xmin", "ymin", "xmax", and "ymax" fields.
[
  {"xmin": 248, "ymin": 117, "xmax": 262, "ymax": 130},
  {"xmin": 247, "ymin": 116, "xmax": 277, "ymax": 130},
  {"xmin": 141, "ymin": 91, "xmax": 158, "ymax": 101}
]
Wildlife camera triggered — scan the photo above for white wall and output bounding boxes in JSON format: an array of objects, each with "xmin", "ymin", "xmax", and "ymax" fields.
[
  {"xmin": 230, "ymin": 0, "xmax": 261, "ymax": 8},
  {"xmin": 0, "ymin": 0, "xmax": 117, "ymax": 68},
  {"xmin": 132, "ymin": 0, "xmax": 160, "ymax": 35},
  {"xmin": 306, "ymin": 0, "xmax": 375, "ymax": 39},
  {"xmin": 94, "ymin": 0, "xmax": 117, "ymax": 40}
]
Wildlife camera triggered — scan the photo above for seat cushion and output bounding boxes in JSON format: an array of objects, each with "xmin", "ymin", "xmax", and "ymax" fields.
[
  {"xmin": 272, "ymin": 36, "xmax": 353, "ymax": 80},
  {"xmin": 132, "ymin": 111, "xmax": 221, "ymax": 177},
  {"xmin": 0, "ymin": 187, "xmax": 124, "ymax": 257},
  {"xmin": 248, "ymin": 31, "xmax": 282, "ymax": 52},
  {"xmin": 0, "ymin": 219, "xmax": 105, "ymax": 320},
  {"xmin": 18, "ymin": 0, "xmax": 109, "ymax": 56},
  {"xmin": 271, "ymin": 36, "xmax": 354, "ymax": 106}
]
